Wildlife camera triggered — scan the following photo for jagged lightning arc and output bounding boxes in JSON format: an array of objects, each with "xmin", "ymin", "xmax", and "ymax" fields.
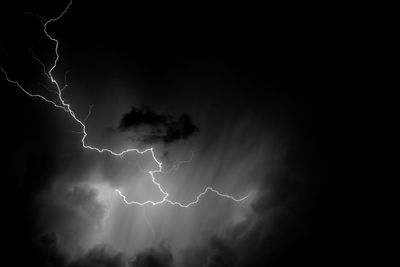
[{"xmin": 1, "ymin": 0, "xmax": 250, "ymax": 208}]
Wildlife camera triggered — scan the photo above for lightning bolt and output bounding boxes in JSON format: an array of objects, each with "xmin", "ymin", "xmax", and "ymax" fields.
[{"xmin": 2, "ymin": 0, "xmax": 251, "ymax": 208}]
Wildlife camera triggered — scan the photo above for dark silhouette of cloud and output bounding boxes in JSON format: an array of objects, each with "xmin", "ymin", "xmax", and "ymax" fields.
[
  {"xmin": 36, "ymin": 232, "xmax": 68, "ymax": 267},
  {"xmin": 32, "ymin": 238, "xmax": 175, "ymax": 267},
  {"xmin": 69, "ymin": 244, "xmax": 126, "ymax": 267},
  {"xmin": 70, "ymin": 243, "xmax": 174, "ymax": 267},
  {"xmin": 118, "ymin": 106, "xmax": 199, "ymax": 144},
  {"xmin": 130, "ymin": 244, "xmax": 174, "ymax": 267}
]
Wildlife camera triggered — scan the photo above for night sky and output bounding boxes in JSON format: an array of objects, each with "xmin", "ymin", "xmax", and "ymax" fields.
[{"xmin": 1, "ymin": 1, "xmax": 340, "ymax": 266}]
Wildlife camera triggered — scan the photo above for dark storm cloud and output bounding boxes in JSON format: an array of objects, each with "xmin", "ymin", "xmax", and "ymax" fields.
[
  {"xmin": 1, "ymin": 1, "xmax": 329, "ymax": 266},
  {"xmin": 33, "ymin": 238, "xmax": 174, "ymax": 267},
  {"xmin": 118, "ymin": 106, "xmax": 199, "ymax": 144},
  {"xmin": 34, "ymin": 237, "xmax": 125, "ymax": 267},
  {"xmin": 36, "ymin": 232, "xmax": 68, "ymax": 267},
  {"xmin": 130, "ymin": 244, "xmax": 174, "ymax": 267}
]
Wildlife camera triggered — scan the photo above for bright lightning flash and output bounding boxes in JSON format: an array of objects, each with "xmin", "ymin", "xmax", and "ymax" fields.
[{"xmin": 1, "ymin": 0, "xmax": 251, "ymax": 208}]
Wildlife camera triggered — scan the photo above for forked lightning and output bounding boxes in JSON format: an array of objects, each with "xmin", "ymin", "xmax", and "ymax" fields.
[{"xmin": 1, "ymin": 0, "xmax": 250, "ymax": 208}]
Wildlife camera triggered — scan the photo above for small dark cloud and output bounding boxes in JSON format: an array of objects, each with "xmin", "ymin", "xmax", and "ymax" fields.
[{"xmin": 118, "ymin": 106, "xmax": 199, "ymax": 144}]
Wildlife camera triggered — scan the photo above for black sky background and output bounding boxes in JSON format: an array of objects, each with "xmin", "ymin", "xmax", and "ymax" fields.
[{"xmin": 0, "ymin": 0, "xmax": 350, "ymax": 266}]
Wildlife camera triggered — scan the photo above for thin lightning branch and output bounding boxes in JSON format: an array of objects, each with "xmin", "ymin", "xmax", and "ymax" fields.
[
  {"xmin": 161, "ymin": 151, "xmax": 195, "ymax": 174},
  {"xmin": 40, "ymin": 82, "xmax": 59, "ymax": 95},
  {"xmin": 115, "ymin": 186, "xmax": 250, "ymax": 208},
  {"xmin": 71, "ymin": 130, "xmax": 84, "ymax": 135},
  {"xmin": 28, "ymin": 47, "xmax": 51, "ymax": 80},
  {"xmin": 2, "ymin": 0, "xmax": 251, "ymax": 208},
  {"xmin": 103, "ymin": 186, "xmax": 115, "ymax": 222},
  {"xmin": 83, "ymin": 104, "xmax": 93, "ymax": 123},
  {"xmin": 1, "ymin": 68, "xmax": 69, "ymax": 112},
  {"xmin": 122, "ymin": 151, "xmax": 194, "ymax": 175},
  {"xmin": 61, "ymin": 70, "xmax": 71, "ymax": 92},
  {"xmin": 142, "ymin": 206, "xmax": 156, "ymax": 241}
]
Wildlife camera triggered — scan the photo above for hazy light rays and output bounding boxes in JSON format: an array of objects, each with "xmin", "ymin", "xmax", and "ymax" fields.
[{"xmin": 1, "ymin": 0, "xmax": 251, "ymax": 209}]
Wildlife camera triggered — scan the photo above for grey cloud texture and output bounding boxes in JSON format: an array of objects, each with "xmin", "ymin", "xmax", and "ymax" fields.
[
  {"xmin": 66, "ymin": 184, "xmax": 107, "ymax": 222},
  {"xmin": 69, "ymin": 244, "xmax": 126, "ymax": 267},
  {"xmin": 130, "ymin": 244, "xmax": 174, "ymax": 267},
  {"xmin": 35, "ymin": 236, "xmax": 174, "ymax": 267}
]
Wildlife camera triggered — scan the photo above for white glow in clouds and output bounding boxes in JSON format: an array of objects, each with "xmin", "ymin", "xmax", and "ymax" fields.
[{"xmin": 1, "ymin": 0, "xmax": 250, "ymax": 209}]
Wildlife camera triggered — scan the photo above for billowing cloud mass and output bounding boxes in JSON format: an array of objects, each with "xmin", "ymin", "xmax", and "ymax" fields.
[
  {"xmin": 118, "ymin": 106, "xmax": 199, "ymax": 144},
  {"xmin": 35, "ymin": 233, "xmax": 174, "ymax": 267},
  {"xmin": 1, "ymin": 1, "xmax": 328, "ymax": 267},
  {"xmin": 69, "ymin": 244, "xmax": 126, "ymax": 267},
  {"xmin": 29, "ymin": 149, "xmax": 316, "ymax": 267},
  {"xmin": 66, "ymin": 185, "xmax": 107, "ymax": 222},
  {"xmin": 130, "ymin": 244, "xmax": 174, "ymax": 267}
]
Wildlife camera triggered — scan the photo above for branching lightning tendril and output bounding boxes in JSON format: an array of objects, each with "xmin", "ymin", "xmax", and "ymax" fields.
[{"xmin": 1, "ymin": 0, "xmax": 250, "ymax": 208}]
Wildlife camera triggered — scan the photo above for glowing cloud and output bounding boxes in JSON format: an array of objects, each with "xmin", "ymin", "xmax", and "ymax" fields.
[{"xmin": 1, "ymin": 0, "xmax": 250, "ymax": 209}]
